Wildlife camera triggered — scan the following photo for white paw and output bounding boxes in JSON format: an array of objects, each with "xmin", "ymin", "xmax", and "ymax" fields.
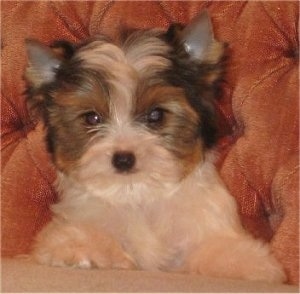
[
  {"xmin": 183, "ymin": 235, "xmax": 287, "ymax": 283},
  {"xmin": 32, "ymin": 222, "xmax": 136, "ymax": 270}
]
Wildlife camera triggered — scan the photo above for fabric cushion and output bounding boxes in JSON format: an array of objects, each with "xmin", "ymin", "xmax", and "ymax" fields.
[{"xmin": 2, "ymin": 258, "xmax": 299, "ymax": 293}]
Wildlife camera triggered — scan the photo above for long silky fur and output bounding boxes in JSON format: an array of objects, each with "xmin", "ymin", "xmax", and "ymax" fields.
[{"xmin": 25, "ymin": 20, "xmax": 286, "ymax": 283}]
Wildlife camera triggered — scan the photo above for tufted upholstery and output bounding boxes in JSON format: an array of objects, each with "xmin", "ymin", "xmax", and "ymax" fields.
[{"xmin": 1, "ymin": 1, "xmax": 299, "ymax": 285}]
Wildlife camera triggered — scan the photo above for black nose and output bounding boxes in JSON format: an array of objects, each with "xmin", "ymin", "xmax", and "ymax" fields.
[{"xmin": 112, "ymin": 151, "xmax": 136, "ymax": 172}]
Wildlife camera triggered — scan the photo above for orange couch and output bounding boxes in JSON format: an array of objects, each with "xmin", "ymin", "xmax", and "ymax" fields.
[{"xmin": 1, "ymin": 1, "xmax": 299, "ymax": 291}]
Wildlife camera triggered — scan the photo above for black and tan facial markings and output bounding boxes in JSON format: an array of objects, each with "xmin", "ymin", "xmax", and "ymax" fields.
[
  {"xmin": 133, "ymin": 85, "xmax": 202, "ymax": 176},
  {"xmin": 25, "ymin": 11, "xmax": 225, "ymax": 178}
]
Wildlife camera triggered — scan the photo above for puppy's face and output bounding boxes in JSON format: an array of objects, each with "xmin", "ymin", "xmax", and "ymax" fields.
[{"xmin": 25, "ymin": 12, "xmax": 224, "ymax": 197}]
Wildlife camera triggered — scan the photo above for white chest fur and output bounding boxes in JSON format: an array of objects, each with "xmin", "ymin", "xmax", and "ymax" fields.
[{"xmin": 53, "ymin": 159, "xmax": 243, "ymax": 270}]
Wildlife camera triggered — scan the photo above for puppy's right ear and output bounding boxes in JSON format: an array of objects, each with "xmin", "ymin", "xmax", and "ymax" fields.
[
  {"xmin": 166, "ymin": 11, "xmax": 224, "ymax": 65},
  {"xmin": 25, "ymin": 39, "xmax": 63, "ymax": 88}
]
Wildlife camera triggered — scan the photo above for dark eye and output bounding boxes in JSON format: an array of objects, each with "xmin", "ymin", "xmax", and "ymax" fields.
[
  {"xmin": 84, "ymin": 111, "xmax": 103, "ymax": 125},
  {"xmin": 147, "ymin": 107, "xmax": 165, "ymax": 124}
]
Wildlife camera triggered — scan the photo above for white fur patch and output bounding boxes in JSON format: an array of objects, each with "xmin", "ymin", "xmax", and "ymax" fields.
[
  {"xmin": 50, "ymin": 157, "xmax": 284, "ymax": 282},
  {"xmin": 124, "ymin": 31, "xmax": 172, "ymax": 78},
  {"xmin": 66, "ymin": 126, "xmax": 181, "ymax": 205}
]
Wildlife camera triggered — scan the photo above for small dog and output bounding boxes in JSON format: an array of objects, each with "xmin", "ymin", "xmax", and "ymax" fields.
[{"xmin": 25, "ymin": 12, "xmax": 286, "ymax": 282}]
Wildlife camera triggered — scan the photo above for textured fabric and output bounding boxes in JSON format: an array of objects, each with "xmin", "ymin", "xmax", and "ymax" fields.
[
  {"xmin": 1, "ymin": 1, "xmax": 299, "ymax": 285},
  {"xmin": 2, "ymin": 258, "xmax": 299, "ymax": 293}
]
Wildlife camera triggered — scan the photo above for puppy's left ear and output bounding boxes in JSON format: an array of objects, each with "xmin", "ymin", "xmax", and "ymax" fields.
[
  {"xmin": 25, "ymin": 39, "xmax": 75, "ymax": 89},
  {"xmin": 168, "ymin": 11, "xmax": 224, "ymax": 64},
  {"xmin": 25, "ymin": 39, "xmax": 76, "ymax": 118},
  {"xmin": 25, "ymin": 39, "xmax": 62, "ymax": 88}
]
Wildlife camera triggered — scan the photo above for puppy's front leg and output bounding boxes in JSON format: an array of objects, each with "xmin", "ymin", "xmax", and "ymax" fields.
[
  {"xmin": 32, "ymin": 218, "xmax": 136, "ymax": 270},
  {"xmin": 183, "ymin": 235, "xmax": 286, "ymax": 283}
]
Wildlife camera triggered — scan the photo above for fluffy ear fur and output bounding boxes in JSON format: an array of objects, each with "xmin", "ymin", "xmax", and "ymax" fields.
[
  {"xmin": 181, "ymin": 10, "xmax": 224, "ymax": 64},
  {"xmin": 25, "ymin": 39, "xmax": 62, "ymax": 88},
  {"xmin": 24, "ymin": 39, "xmax": 75, "ymax": 116},
  {"xmin": 25, "ymin": 39, "xmax": 75, "ymax": 88},
  {"xmin": 166, "ymin": 11, "xmax": 224, "ymax": 65},
  {"xmin": 164, "ymin": 11, "xmax": 226, "ymax": 149}
]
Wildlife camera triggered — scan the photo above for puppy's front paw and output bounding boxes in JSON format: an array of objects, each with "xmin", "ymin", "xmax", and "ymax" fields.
[
  {"xmin": 183, "ymin": 236, "xmax": 286, "ymax": 283},
  {"xmin": 32, "ymin": 221, "xmax": 136, "ymax": 270}
]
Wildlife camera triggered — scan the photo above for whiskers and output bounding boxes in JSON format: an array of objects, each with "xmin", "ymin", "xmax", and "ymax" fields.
[{"xmin": 85, "ymin": 124, "xmax": 108, "ymax": 145}]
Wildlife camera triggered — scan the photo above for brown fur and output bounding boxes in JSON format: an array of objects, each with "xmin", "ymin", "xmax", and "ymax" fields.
[{"xmin": 25, "ymin": 14, "xmax": 286, "ymax": 283}]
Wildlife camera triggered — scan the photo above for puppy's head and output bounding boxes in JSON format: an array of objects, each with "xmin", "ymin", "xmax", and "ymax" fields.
[{"xmin": 25, "ymin": 11, "xmax": 225, "ymax": 200}]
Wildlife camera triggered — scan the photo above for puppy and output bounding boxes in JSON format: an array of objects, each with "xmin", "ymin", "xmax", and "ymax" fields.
[{"xmin": 25, "ymin": 11, "xmax": 286, "ymax": 282}]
